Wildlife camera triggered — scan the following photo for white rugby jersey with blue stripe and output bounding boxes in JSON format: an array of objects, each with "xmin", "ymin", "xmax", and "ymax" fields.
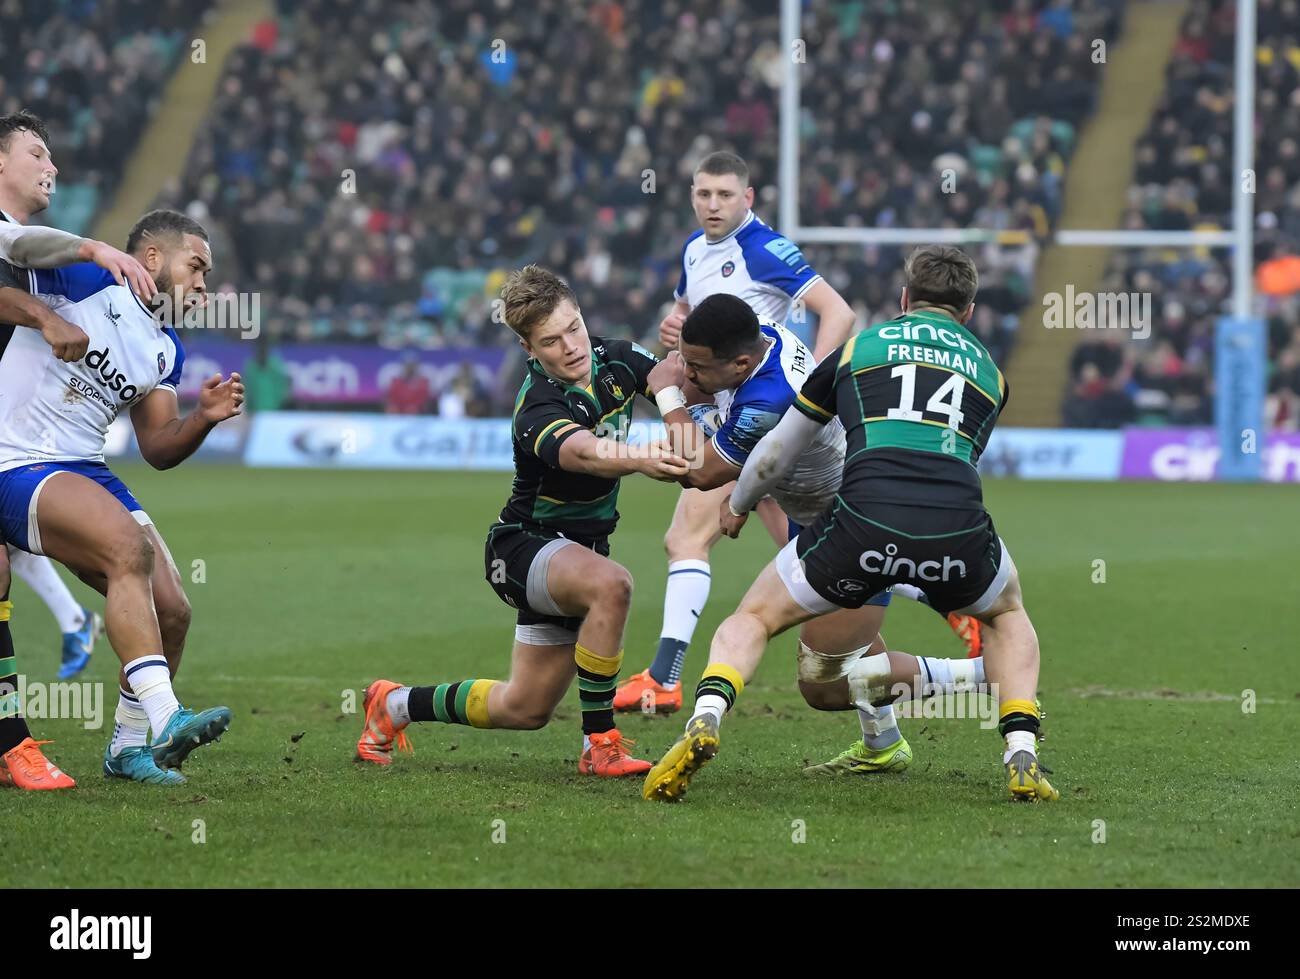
[
  {"xmin": 674, "ymin": 210, "xmax": 822, "ymax": 323},
  {"xmin": 0, "ymin": 254, "xmax": 184, "ymax": 471},
  {"xmin": 706, "ymin": 320, "xmax": 845, "ymax": 526}
]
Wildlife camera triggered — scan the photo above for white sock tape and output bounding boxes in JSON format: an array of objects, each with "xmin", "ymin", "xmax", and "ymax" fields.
[{"xmin": 846, "ymin": 652, "xmax": 893, "ymax": 707}]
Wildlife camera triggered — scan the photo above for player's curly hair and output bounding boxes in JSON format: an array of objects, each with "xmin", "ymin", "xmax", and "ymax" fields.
[
  {"xmin": 0, "ymin": 111, "xmax": 51, "ymax": 153},
  {"xmin": 500, "ymin": 264, "xmax": 578, "ymax": 340},
  {"xmin": 904, "ymin": 245, "xmax": 979, "ymax": 314},
  {"xmin": 681, "ymin": 293, "xmax": 763, "ymax": 361}
]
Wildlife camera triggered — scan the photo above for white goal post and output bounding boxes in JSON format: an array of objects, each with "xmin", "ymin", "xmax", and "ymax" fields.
[{"xmin": 777, "ymin": 0, "xmax": 1257, "ymax": 320}]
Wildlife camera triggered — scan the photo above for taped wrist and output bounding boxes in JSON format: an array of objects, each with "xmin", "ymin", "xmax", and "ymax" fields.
[{"xmin": 655, "ymin": 385, "xmax": 687, "ymax": 416}]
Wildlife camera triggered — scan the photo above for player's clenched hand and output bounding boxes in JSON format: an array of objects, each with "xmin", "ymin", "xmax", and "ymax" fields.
[
  {"xmin": 719, "ymin": 493, "xmax": 749, "ymax": 539},
  {"xmin": 79, "ymin": 240, "xmax": 157, "ymax": 302},
  {"xmin": 39, "ymin": 314, "xmax": 89, "ymax": 362},
  {"xmin": 640, "ymin": 440, "xmax": 690, "ymax": 481},
  {"xmin": 658, "ymin": 311, "xmax": 685, "ymax": 349},
  {"xmin": 647, "ymin": 350, "xmax": 687, "ymax": 395},
  {"xmin": 198, "ymin": 372, "xmax": 245, "ymax": 423}
]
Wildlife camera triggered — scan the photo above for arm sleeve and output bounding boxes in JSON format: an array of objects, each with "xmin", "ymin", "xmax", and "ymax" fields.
[
  {"xmin": 513, "ymin": 391, "xmax": 585, "ymax": 467},
  {"xmin": 791, "ymin": 344, "xmax": 842, "ymax": 424},
  {"xmin": 0, "ymin": 223, "xmax": 25, "ymax": 266},
  {"xmin": 31, "ymin": 264, "xmax": 115, "ymax": 303},
  {"xmin": 711, "ymin": 399, "xmax": 783, "ymax": 468},
  {"xmin": 673, "ymin": 240, "xmax": 690, "ymax": 301},
  {"xmin": 627, "ymin": 340, "xmax": 660, "ymax": 397},
  {"xmin": 0, "ymin": 223, "xmax": 85, "ymax": 269},
  {"xmin": 743, "ymin": 233, "xmax": 822, "ymax": 300},
  {"xmin": 729, "ymin": 407, "xmax": 826, "ymax": 514}
]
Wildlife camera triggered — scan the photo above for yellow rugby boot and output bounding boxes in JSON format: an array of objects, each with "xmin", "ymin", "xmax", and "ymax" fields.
[
  {"xmin": 803, "ymin": 736, "xmax": 912, "ymax": 775},
  {"xmin": 642, "ymin": 713, "xmax": 720, "ymax": 802}
]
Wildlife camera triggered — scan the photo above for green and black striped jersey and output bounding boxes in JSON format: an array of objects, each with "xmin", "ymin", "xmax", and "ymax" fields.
[
  {"xmin": 499, "ymin": 335, "xmax": 658, "ymax": 542},
  {"xmin": 793, "ymin": 309, "xmax": 1008, "ymax": 509}
]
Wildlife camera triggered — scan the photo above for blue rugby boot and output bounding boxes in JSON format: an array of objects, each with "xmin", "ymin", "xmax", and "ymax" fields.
[
  {"xmin": 104, "ymin": 744, "xmax": 186, "ymax": 785},
  {"xmin": 59, "ymin": 607, "xmax": 102, "ymax": 680},
  {"xmin": 151, "ymin": 706, "xmax": 232, "ymax": 770}
]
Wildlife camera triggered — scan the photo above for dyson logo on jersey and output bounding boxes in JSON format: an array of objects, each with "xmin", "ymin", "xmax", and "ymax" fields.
[
  {"xmin": 859, "ymin": 542, "xmax": 965, "ymax": 582},
  {"xmin": 84, "ymin": 347, "xmax": 141, "ymax": 402}
]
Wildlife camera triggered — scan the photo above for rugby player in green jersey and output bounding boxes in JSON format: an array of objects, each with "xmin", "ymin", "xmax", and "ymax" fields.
[
  {"xmin": 356, "ymin": 265, "xmax": 691, "ymax": 777},
  {"xmin": 644, "ymin": 246, "xmax": 1058, "ymax": 802}
]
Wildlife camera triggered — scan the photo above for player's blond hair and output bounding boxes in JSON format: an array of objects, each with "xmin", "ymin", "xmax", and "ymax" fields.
[{"xmin": 499, "ymin": 264, "xmax": 578, "ymax": 340}]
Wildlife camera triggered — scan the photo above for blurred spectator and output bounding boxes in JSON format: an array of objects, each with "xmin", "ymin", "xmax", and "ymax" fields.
[
  {"xmin": 438, "ymin": 363, "xmax": 488, "ymax": 418},
  {"xmin": 243, "ymin": 344, "xmax": 293, "ymax": 412},
  {"xmin": 1062, "ymin": 332, "xmax": 1136, "ymax": 427},
  {"xmin": 385, "ymin": 357, "xmax": 432, "ymax": 414}
]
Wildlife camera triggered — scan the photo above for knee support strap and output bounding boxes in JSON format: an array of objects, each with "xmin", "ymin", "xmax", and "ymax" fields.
[{"xmin": 796, "ymin": 640, "xmax": 871, "ymax": 684}]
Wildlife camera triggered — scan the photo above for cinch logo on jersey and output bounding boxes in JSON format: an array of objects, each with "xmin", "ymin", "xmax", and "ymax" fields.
[
  {"xmin": 84, "ymin": 346, "xmax": 142, "ymax": 403},
  {"xmin": 859, "ymin": 542, "xmax": 966, "ymax": 582},
  {"xmin": 877, "ymin": 322, "xmax": 985, "ymax": 356},
  {"xmin": 49, "ymin": 909, "xmax": 151, "ymax": 959}
]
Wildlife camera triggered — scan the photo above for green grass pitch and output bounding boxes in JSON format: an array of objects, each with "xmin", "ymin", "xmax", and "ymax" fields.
[{"xmin": 5, "ymin": 464, "xmax": 1298, "ymax": 887}]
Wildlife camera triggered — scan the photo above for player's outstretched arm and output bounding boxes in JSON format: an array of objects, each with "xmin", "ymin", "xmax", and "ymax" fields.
[
  {"xmin": 0, "ymin": 223, "xmax": 155, "ymax": 300},
  {"xmin": 130, "ymin": 373, "xmax": 244, "ymax": 470},
  {"xmin": 0, "ymin": 286, "xmax": 88, "ymax": 362},
  {"xmin": 556, "ymin": 429, "xmax": 689, "ymax": 482},
  {"xmin": 721, "ymin": 406, "xmax": 823, "ymax": 537},
  {"xmin": 801, "ymin": 280, "xmax": 855, "ymax": 361}
]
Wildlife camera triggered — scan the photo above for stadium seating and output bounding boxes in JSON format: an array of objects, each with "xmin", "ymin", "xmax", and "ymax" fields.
[
  {"xmin": 1066, "ymin": 0, "xmax": 1300, "ymax": 429},
  {"xmin": 33, "ymin": 0, "xmax": 1288, "ymax": 423},
  {"xmin": 0, "ymin": 0, "xmax": 214, "ymax": 235},
  {"xmin": 150, "ymin": 0, "xmax": 1120, "ymax": 408}
]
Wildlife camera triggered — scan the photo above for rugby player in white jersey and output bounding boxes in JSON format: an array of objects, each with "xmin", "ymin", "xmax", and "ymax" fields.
[
  {"xmin": 0, "ymin": 209, "xmax": 243, "ymax": 786},
  {"xmin": 0, "ymin": 113, "xmax": 105, "ymax": 685},
  {"xmin": 647, "ymin": 294, "xmax": 992, "ymax": 777},
  {"xmin": 616, "ymin": 152, "xmax": 980, "ymax": 716}
]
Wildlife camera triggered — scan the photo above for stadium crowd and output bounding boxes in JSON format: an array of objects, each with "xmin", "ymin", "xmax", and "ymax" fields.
[
  {"xmin": 1066, "ymin": 0, "xmax": 1300, "ymax": 429},
  {"xmin": 0, "ymin": 0, "xmax": 213, "ymax": 234},
  {"xmin": 24, "ymin": 0, "xmax": 1297, "ymax": 427},
  {"xmin": 141, "ymin": 0, "xmax": 1120, "ymax": 409}
]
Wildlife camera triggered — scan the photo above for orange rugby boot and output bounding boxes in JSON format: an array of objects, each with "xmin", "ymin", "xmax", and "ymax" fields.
[
  {"xmin": 578, "ymin": 729, "xmax": 653, "ymax": 776},
  {"xmin": 947, "ymin": 613, "xmax": 983, "ymax": 658},
  {"xmin": 612, "ymin": 670, "xmax": 682, "ymax": 714},
  {"xmin": 354, "ymin": 679, "xmax": 413, "ymax": 766},
  {"xmin": 0, "ymin": 738, "xmax": 76, "ymax": 790}
]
